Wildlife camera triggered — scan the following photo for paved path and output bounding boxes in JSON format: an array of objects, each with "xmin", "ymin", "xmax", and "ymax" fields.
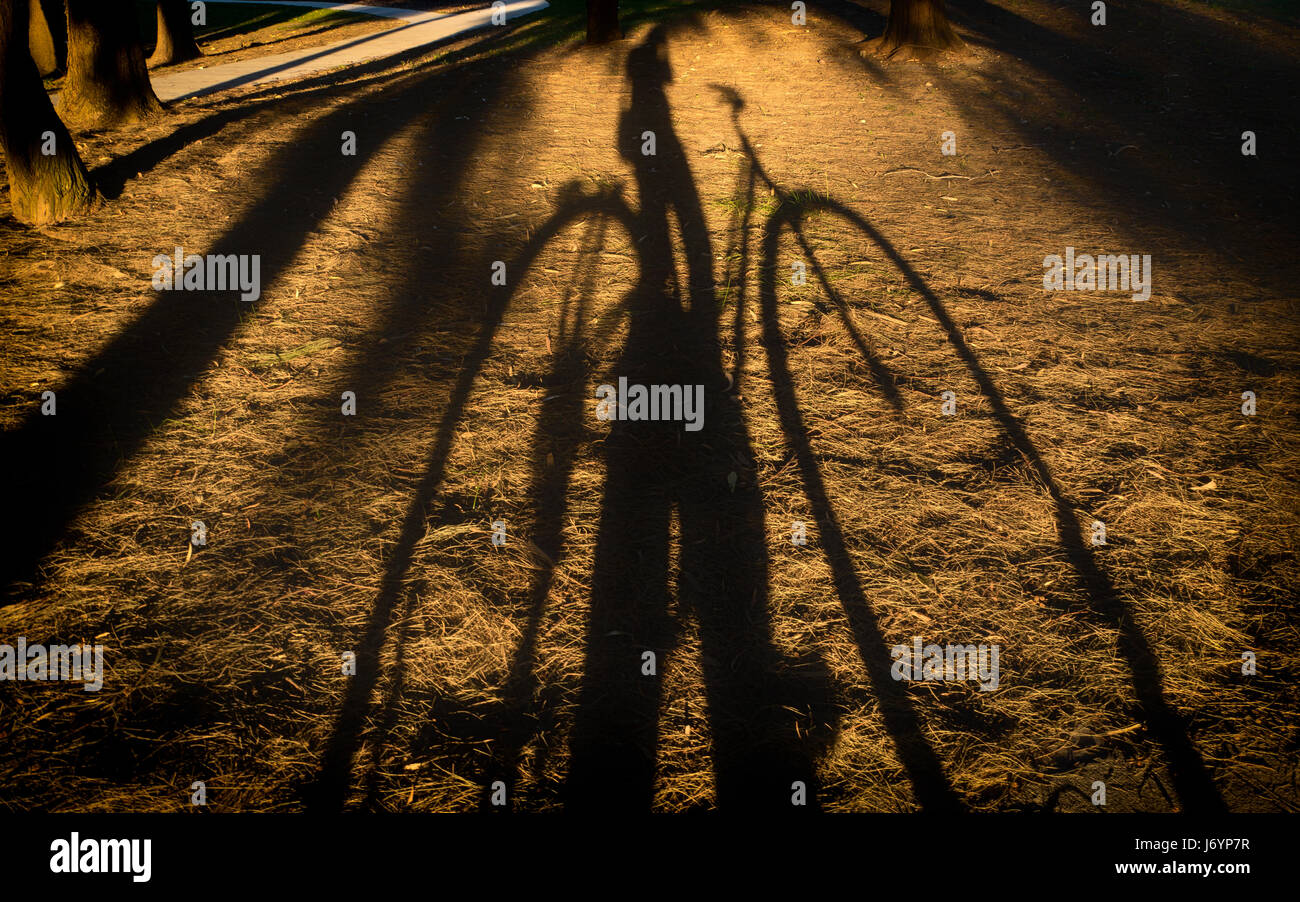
[
  {"xmin": 202, "ymin": 2, "xmax": 440, "ymax": 19},
  {"xmin": 149, "ymin": 1, "xmax": 549, "ymax": 102}
]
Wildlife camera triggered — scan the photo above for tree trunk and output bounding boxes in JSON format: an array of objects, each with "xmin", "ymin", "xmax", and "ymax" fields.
[
  {"xmin": 863, "ymin": 0, "xmax": 966, "ymax": 60},
  {"xmin": 59, "ymin": 0, "xmax": 163, "ymax": 129},
  {"xmin": 0, "ymin": 0, "xmax": 96, "ymax": 224},
  {"xmin": 586, "ymin": 0, "xmax": 619, "ymax": 45},
  {"xmin": 26, "ymin": 0, "xmax": 56, "ymax": 74},
  {"xmin": 38, "ymin": 1, "xmax": 67, "ymax": 71},
  {"xmin": 148, "ymin": 0, "xmax": 200, "ymax": 67}
]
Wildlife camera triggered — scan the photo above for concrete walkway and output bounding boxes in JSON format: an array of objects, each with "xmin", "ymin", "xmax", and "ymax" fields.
[
  {"xmin": 202, "ymin": 1, "xmax": 441, "ymax": 19},
  {"xmin": 149, "ymin": 1, "xmax": 549, "ymax": 102}
]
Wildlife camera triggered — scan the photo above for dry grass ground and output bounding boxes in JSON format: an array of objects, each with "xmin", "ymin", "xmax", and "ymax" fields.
[{"xmin": 0, "ymin": 0, "xmax": 1297, "ymax": 813}]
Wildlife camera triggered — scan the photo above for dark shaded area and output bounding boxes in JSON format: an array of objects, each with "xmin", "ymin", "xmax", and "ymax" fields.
[
  {"xmin": 940, "ymin": 0, "xmax": 1300, "ymax": 293},
  {"xmin": 0, "ymin": 9, "xmax": 578, "ymax": 599}
]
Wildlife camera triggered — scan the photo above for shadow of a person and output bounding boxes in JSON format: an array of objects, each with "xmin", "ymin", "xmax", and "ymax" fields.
[{"xmin": 563, "ymin": 25, "xmax": 836, "ymax": 813}]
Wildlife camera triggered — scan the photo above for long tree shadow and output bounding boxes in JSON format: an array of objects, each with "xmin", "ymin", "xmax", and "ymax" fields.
[
  {"xmin": 718, "ymin": 85, "xmax": 1226, "ymax": 813},
  {"xmin": 561, "ymin": 24, "xmax": 839, "ymax": 814},
  {"xmin": 939, "ymin": 0, "xmax": 1299, "ymax": 287},
  {"xmin": 0, "ymin": 13, "xmax": 578, "ymax": 601}
]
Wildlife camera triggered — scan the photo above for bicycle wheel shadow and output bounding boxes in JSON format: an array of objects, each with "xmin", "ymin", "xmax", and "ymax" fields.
[
  {"xmin": 713, "ymin": 85, "xmax": 1225, "ymax": 813},
  {"xmin": 302, "ymin": 181, "xmax": 638, "ymax": 813},
  {"xmin": 405, "ymin": 183, "xmax": 641, "ymax": 812}
]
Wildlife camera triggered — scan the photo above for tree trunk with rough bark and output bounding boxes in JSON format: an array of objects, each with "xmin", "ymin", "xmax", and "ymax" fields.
[
  {"xmin": 862, "ymin": 0, "xmax": 966, "ymax": 61},
  {"xmin": 59, "ymin": 0, "xmax": 163, "ymax": 129},
  {"xmin": 148, "ymin": 0, "xmax": 200, "ymax": 67},
  {"xmin": 0, "ymin": 0, "xmax": 96, "ymax": 224},
  {"xmin": 26, "ymin": 0, "xmax": 56, "ymax": 74}
]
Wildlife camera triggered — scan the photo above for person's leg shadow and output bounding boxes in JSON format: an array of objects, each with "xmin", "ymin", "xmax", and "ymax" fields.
[{"xmin": 565, "ymin": 25, "xmax": 838, "ymax": 813}]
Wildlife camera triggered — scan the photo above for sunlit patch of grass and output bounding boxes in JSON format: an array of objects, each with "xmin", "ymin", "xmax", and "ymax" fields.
[
  {"xmin": 714, "ymin": 193, "xmax": 779, "ymax": 219},
  {"xmin": 133, "ymin": 1, "xmax": 373, "ymax": 46}
]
